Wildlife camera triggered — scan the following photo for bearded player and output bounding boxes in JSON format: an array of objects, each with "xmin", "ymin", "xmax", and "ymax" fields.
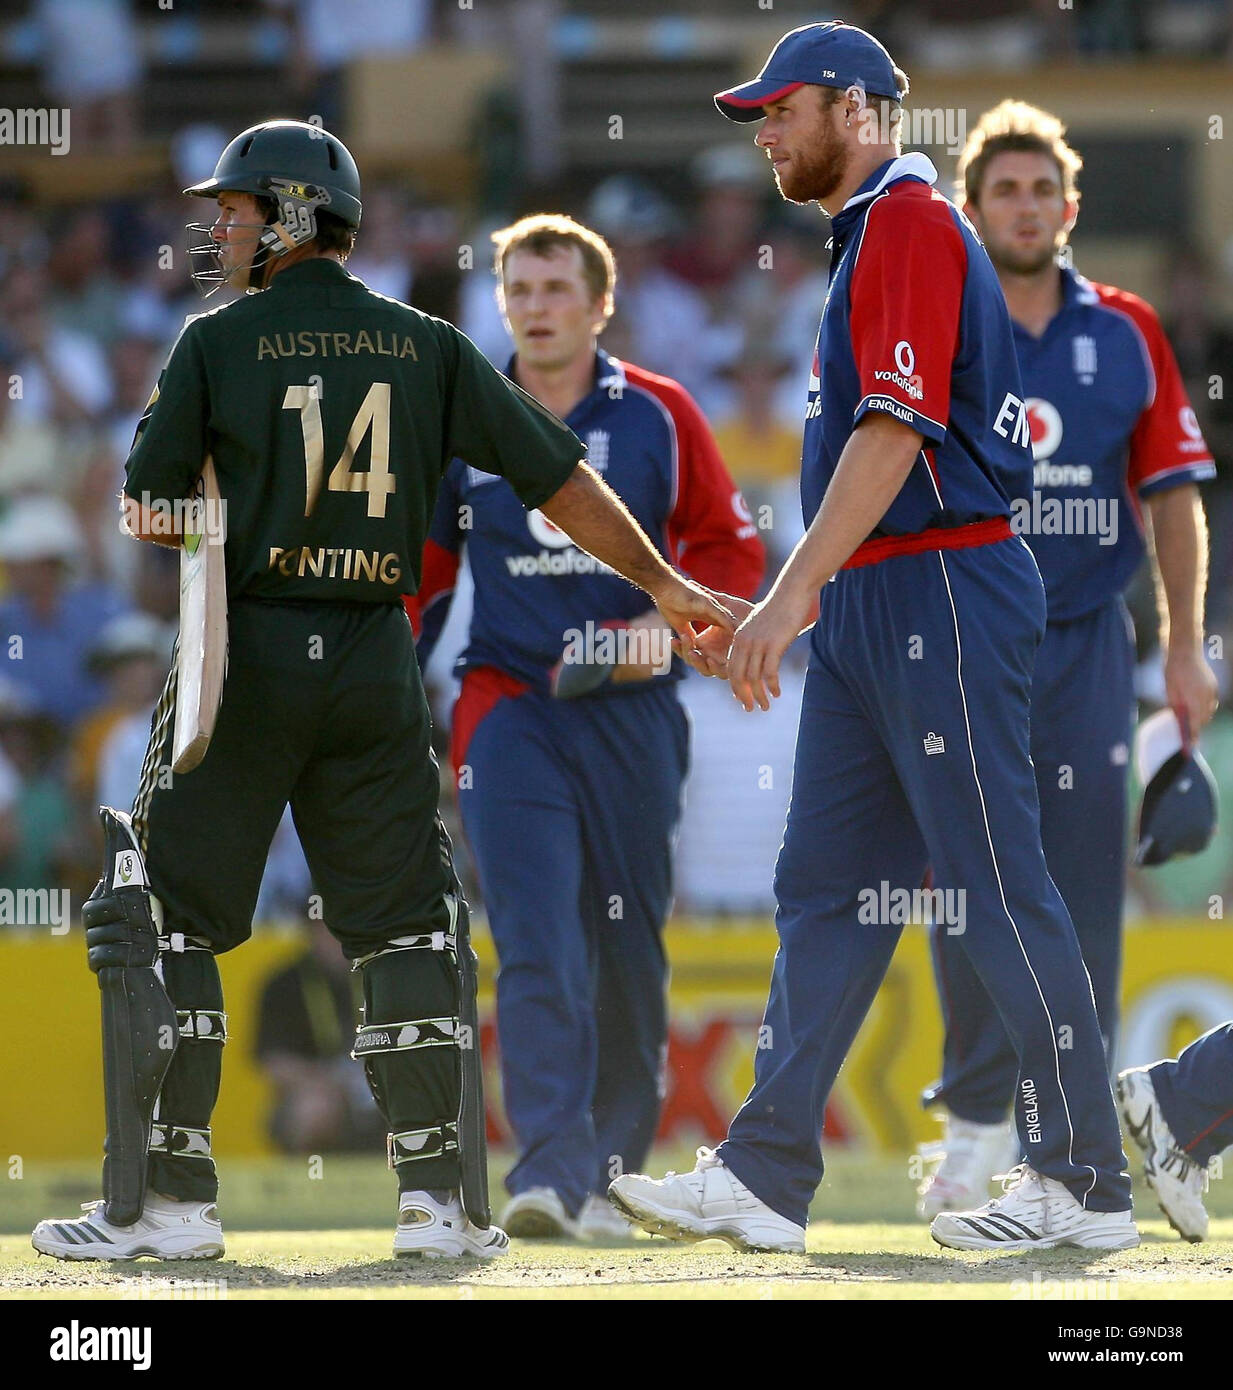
[
  {"xmin": 409, "ymin": 214, "xmax": 762, "ymax": 1240},
  {"xmin": 611, "ymin": 22, "xmax": 1138, "ymax": 1253},
  {"xmin": 917, "ymin": 102, "xmax": 1217, "ymax": 1218},
  {"xmin": 29, "ymin": 121, "xmax": 731, "ymax": 1263}
]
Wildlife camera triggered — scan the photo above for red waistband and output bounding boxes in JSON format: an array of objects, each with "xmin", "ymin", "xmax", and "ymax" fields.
[{"xmin": 841, "ymin": 517, "xmax": 1012, "ymax": 570}]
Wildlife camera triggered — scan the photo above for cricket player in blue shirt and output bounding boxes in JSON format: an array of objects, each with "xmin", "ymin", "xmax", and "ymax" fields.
[
  {"xmin": 612, "ymin": 22, "xmax": 1139, "ymax": 1253},
  {"xmin": 918, "ymin": 102, "xmax": 1218, "ymax": 1218},
  {"xmin": 410, "ymin": 214, "xmax": 763, "ymax": 1240}
]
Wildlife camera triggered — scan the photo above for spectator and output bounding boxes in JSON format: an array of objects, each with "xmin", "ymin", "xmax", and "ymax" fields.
[
  {"xmin": 665, "ymin": 143, "xmax": 769, "ymax": 303},
  {"xmin": 728, "ymin": 208, "xmax": 830, "ymax": 421},
  {"xmin": 46, "ymin": 209, "xmax": 123, "ymax": 349},
  {"xmin": 710, "ymin": 338, "xmax": 806, "ymax": 579},
  {"xmin": 3, "ymin": 264, "xmax": 112, "ymax": 430},
  {"xmin": 585, "ymin": 175, "xmax": 730, "ymax": 410},
  {"xmin": 344, "ymin": 184, "xmax": 414, "ymax": 303},
  {"xmin": 0, "ymin": 179, "xmax": 45, "ymax": 285},
  {"xmin": 711, "ymin": 338, "xmax": 804, "ymax": 487},
  {"xmin": 264, "ymin": 0, "xmax": 432, "ymax": 129},
  {"xmin": 0, "ymin": 494, "xmax": 130, "ymax": 730},
  {"xmin": 0, "ymin": 687, "xmax": 19, "ymax": 876},
  {"xmin": 0, "ymin": 334, "xmax": 61, "ymax": 499},
  {"xmin": 35, "ymin": 0, "xmax": 141, "ymax": 152},
  {"xmin": 407, "ymin": 205, "xmax": 465, "ymax": 323},
  {"xmin": 105, "ymin": 336, "xmax": 162, "ymax": 466},
  {"xmin": 254, "ymin": 919, "xmax": 384, "ymax": 1153},
  {"xmin": 0, "ymin": 676, "xmax": 73, "ymax": 896},
  {"xmin": 72, "ymin": 612, "xmax": 173, "ymax": 816}
]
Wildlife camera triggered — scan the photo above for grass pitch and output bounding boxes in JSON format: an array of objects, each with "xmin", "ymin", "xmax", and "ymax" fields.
[{"xmin": 3, "ymin": 1152, "xmax": 1231, "ymax": 1300}]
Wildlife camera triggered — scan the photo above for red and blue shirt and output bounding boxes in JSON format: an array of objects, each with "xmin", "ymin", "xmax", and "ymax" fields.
[
  {"xmin": 1013, "ymin": 268, "xmax": 1215, "ymax": 622},
  {"xmin": 806, "ymin": 153, "xmax": 1033, "ymax": 553},
  {"xmin": 409, "ymin": 349, "xmax": 764, "ymax": 692}
]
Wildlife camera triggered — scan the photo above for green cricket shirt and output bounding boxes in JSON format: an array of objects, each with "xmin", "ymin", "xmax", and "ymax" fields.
[{"xmin": 124, "ymin": 259, "xmax": 585, "ymax": 602}]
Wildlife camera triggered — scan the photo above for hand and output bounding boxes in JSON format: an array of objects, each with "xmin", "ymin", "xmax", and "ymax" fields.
[
  {"xmin": 610, "ymin": 610, "xmax": 674, "ymax": 684},
  {"xmin": 728, "ymin": 582, "xmax": 815, "ymax": 712},
  {"xmin": 1164, "ymin": 646, "xmax": 1219, "ymax": 743},
  {"xmin": 650, "ymin": 574, "xmax": 735, "ymax": 666},
  {"xmin": 669, "ymin": 593, "xmax": 757, "ymax": 679}
]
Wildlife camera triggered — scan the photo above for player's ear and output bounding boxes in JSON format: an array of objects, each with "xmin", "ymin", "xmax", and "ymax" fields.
[
  {"xmin": 962, "ymin": 198, "xmax": 984, "ymax": 235},
  {"xmin": 1062, "ymin": 197, "xmax": 1079, "ymax": 238}
]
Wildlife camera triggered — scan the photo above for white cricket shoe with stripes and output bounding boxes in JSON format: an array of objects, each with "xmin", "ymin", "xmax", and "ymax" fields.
[
  {"xmin": 915, "ymin": 1113, "xmax": 1019, "ymax": 1219},
  {"xmin": 31, "ymin": 1194, "xmax": 224, "ymax": 1261},
  {"xmin": 1116, "ymin": 1067, "xmax": 1209, "ymax": 1243},
  {"xmin": 608, "ymin": 1147, "xmax": 806, "ymax": 1253},
  {"xmin": 394, "ymin": 1191, "xmax": 509, "ymax": 1259},
  {"xmin": 931, "ymin": 1163, "xmax": 1139, "ymax": 1251}
]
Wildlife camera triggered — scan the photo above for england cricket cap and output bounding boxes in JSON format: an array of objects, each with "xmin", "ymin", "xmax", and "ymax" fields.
[
  {"xmin": 715, "ymin": 21, "xmax": 903, "ymax": 123},
  {"xmin": 1134, "ymin": 708, "xmax": 1219, "ymax": 866}
]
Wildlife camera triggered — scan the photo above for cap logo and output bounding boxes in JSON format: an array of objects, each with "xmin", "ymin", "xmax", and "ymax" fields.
[{"xmin": 821, "ymin": 69, "xmax": 836, "ymax": 78}]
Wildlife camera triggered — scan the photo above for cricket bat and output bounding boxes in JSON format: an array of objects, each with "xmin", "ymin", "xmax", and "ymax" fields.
[{"xmin": 172, "ymin": 456, "xmax": 228, "ymax": 773}]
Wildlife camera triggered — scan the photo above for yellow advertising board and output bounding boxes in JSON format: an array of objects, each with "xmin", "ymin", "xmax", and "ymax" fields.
[{"xmin": 1, "ymin": 920, "xmax": 1229, "ymax": 1163}]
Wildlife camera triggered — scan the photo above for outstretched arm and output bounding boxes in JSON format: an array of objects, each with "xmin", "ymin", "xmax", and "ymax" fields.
[{"xmin": 539, "ymin": 463, "xmax": 735, "ymax": 650}]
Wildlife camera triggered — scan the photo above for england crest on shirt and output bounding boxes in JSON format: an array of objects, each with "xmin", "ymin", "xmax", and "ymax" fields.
[
  {"xmin": 1072, "ymin": 334, "xmax": 1097, "ymax": 385},
  {"xmin": 585, "ymin": 429, "xmax": 610, "ymax": 474}
]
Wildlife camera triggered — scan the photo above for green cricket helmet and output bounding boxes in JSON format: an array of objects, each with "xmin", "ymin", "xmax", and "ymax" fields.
[{"xmin": 183, "ymin": 119, "xmax": 362, "ymax": 296}]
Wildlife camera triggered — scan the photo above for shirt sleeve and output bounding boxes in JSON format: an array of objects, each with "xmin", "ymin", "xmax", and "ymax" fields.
[
  {"xmin": 659, "ymin": 382, "xmax": 765, "ymax": 599},
  {"xmin": 122, "ymin": 318, "xmax": 211, "ymax": 504},
  {"xmin": 848, "ymin": 199, "xmax": 967, "ymax": 446},
  {"xmin": 1118, "ymin": 296, "xmax": 1218, "ymax": 499},
  {"xmin": 404, "ymin": 461, "xmax": 463, "ymax": 661},
  {"xmin": 440, "ymin": 323, "xmax": 585, "ymax": 508}
]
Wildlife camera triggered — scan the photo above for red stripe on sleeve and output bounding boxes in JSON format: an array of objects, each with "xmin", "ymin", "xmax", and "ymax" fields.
[
  {"xmin": 623, "ymin": 363, "xmax": 765, "ymax": 600},
  {"xmin": 849, "ymin": 189, "xmax": 966, "ymax": 445},
  {"xmin": 1091, "ymin": 283, "xmax": 1215, "ymax": 494}
]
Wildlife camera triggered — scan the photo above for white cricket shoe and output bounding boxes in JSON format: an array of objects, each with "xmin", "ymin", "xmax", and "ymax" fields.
[
  {"xmin": 1116, "ymin": 1067, "xmax": 1209, "ymax": 1243},
  {"xmin": 916, "ymin": 1114, "xmax": 1018, "ymax": 1219},
  {"xmin": 31, "ymin": 1194, "xmax": 224, "ymax": 1261},
  {"xmin": 498, "ymin": 1187, "xmax": 578, "ymax": 1240},
  {"xmin": 394, "ymin": 1191, "xmax": 509, "ymax": 1259},
  {"xmin": 931, "ymin": 1163, "xmax": 1139, "ymax": 1251},
  {"xmin": 608, "ymin": 1147, "xmax": 806, "ymax": 1253},
  {"xmin": 576, "ymin": 1193, "xmax": 634, "ymax": 1242}
]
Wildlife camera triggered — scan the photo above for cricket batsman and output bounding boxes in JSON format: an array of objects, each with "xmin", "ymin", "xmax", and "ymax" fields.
[
  {"xmin": 610, "ymin": 21, "xmax": 1139, "ymax": 1253},
  {"xmin": 30, "ymin": 120, "xmax": 731, "ymax": 1262},
  {"xmin": 408, "ymin": 214, "xmax": 763, "ymax": 1240},
  {"xmin": 917, "ymin": 102, "xmax": 1217, "ymax": 1217}
]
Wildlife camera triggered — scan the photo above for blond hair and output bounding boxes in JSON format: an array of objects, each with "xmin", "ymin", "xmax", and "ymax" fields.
[
  {"xmin": 958, "ymin": 100, "xmax": 1083, "ymax": 207},
  {"xmin": 491, "ymin": 214, "xmax": 617, "ymax": 318}
]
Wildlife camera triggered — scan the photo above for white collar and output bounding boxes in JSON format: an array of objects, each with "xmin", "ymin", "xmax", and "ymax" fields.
[{"xmin": 842, "ymin": 152, "xmax": 939, "ymax": 212}]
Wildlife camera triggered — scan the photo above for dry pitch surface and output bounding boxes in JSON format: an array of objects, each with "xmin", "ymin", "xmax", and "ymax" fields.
[{"xmin": 3, "ymin": 1154, "xmax": 1231, "ymax": 1300}]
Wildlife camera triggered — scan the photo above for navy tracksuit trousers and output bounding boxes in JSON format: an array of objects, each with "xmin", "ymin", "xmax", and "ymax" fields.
[
  {"xmin": 927, "ymin": 597, "xmax": 1136, "ymax": 1121},
  {"xmin": 715, "ymin": 536, "xmax": 1132, "ymax": 1227},
  {"xmin": 1150, "ymin": 1024, "xmax": 1233, "ymax": 1165},
  {"xmin": 458, "ymin": 680, "xmax": 688, "ymax": 1218}
]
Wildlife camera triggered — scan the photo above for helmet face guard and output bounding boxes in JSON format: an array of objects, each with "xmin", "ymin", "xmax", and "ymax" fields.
[{"xmin": 185, "ymin": 178, "xmax": 338, "ymax": 298}]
